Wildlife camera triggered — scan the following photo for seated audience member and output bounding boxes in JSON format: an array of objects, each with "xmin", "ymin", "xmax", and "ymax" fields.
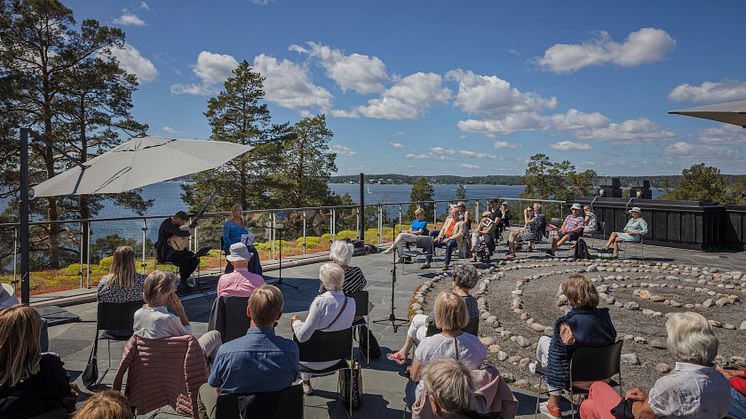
[
  {"xmin": 97, "ymin": 246, "xmax": 147, "ymax": 303},
  {"xmin": 495, "ymin": 201, "xmax": 511, "ymax": 241},
  {"xmin": 547, "ymin": 203, "xmax": 585, "ymax": 256},
  {"xmin": 583, "ymin": 205, "xmax": 598, "ymax": 234},
  {"xmin": 72, "ymin": 389, "xmax": 133, "ymax": 419},
  {"xmin": 217, "ymin": 242, "xmax": 265, "ymax": 298},
  {"xmin": 0, "ymin": 306, "xmax": 77, "ymax": 418},
  {"xmin": 291, "ymin": 263, "xmax": 355, "ymax": 395},
  {"xmin": 0, "ymin": 283, "xmax": 48, "ymax": 352},
  {"xmin": 198, "ymin": 285, "xmax": 299, "ymax": 419},
  {"xmin": 599, "ymin": 207, "xmax": 648, "ymax": 258},
  {"xmin": 536, "ymin": 275, "xmax": 616, "ymax": 419},
  {"xmin": 507, "ymin": 203, "xmax": 545, "ymax": 259},
  {"xmin": 470, "ymin": 211, "xmax": 496, "ymax": 261},
  {"xmin": 133, "ymin": 270, "xmax": 222, "ymax": 361},
  {"xmin": 388, "ymin": 265, "xmax": 480, "ymax": 365},
  {"xmin": 717, "ymin": 364, "xmax": 746, "ymax": 419},
  {"xmin": 433, "ymin": 205, "xmax": 465, "ymax": 271},
  {"xmin": 384, "ymin": 207, "xmax": 429, "ymax": 259},
  {"xmin": 580, "ymin": 312, "xmax": 730, "ymax": 419},
  {"xmin": 421, "ymin": 358, "xmax": 502, "ymax": 419},
  {"xmin": 409, "ymin": 292, "xmax": 487, "ymax": 402},
  {"xmin": 322, "ymin": 241, "xmax": 381, "ymax": 359}
]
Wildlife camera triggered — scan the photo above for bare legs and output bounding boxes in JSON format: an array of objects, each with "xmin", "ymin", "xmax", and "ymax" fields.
[{"xmin": 603, "ymin": 232, "xmax": 622, "ymax": 256}]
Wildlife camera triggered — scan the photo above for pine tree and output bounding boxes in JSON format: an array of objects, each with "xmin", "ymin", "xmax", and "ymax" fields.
[
  {"xmin": 455, "ymin": 183, "xmax": 466, "ymax": 200},
  {"xmin": 407, "ymin": 177, "xmax": 435, "ymax": 219},
  {"xmin": 665, "ymin": 163, "xmax": 728, "ymax": 204}
]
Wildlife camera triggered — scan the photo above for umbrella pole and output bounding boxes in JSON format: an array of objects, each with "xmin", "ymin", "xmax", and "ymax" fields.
[{"xmin": 19, "ymin": 129, "xmax": 31, "ymax": 305}]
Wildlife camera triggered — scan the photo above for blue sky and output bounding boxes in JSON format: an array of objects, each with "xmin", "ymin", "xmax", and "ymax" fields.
[{"xmin": 69, "ymin": 0, "xmax": 746, "ymax": 176}]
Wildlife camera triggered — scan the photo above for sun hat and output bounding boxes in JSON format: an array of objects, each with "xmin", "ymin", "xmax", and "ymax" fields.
[
  {"xmin": 482, "ymin": 211, "xmax": 492, "ymax": 217},
  {"xmin": 570, "ymin": 203, "xmax": 582, "ymax": 210},
  {"xmin": 628, "ymin": 207, "xmax": 642, "ymax": 214},
  {"xmin": 0, "ymin": 283, "xmax": 19, "ymax": 309},
  {"xmin": 502, "ymin": 201, "xmax": 509, "ymax": 206},
  {"xmin": 227, "ymin": 242, "xmax": 253, "ymax": 262}
]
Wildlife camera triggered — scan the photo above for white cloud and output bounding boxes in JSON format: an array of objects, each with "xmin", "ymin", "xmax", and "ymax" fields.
[
  {"xmin": 507, "ymin": 48, "xmax": 520, "ymax": 56},
  {"xmin": 461, "ymin": 163, "xmax": 480, "ymax": 169},
  {"xmin": 113, "ymin": 10, "xmax": 145, "ymax": 26},
  {"xmin": 389, "ymin": 142, "xmax": 404, "ymax": 148},
  {"xmin": 140, "ymin": 1, "xmax": 149, "ymax": 10},
  {"xmin": 575, "ymin": 118, "xmax": 675, "ymax": 142},
  {"xmin": 698, "ymin": 124, "xmax": 746, "ymax": 145},
  {"xmin": 106, "ymin": 43, "xmax": 157, "ymax": 83},
  {"xmin": 493, "ymin": 140, "xmax": 519, "ymax": 149},
  {"xmin": 406, "ymin": 152, "xmax": 447, "ymax": 161},
  {"xmin": 550, "ymin": 141, "xmax": 591, "ymax": 151},
  {"xmin": 668, "ymin": 80, "xmax": 746, "ymax": 103},
  {"xmin": 249, "ymin": 0, "xmax": 274, "ymax": 4},
  {"xmin": 170, "ymin": 51, "xmax": 239, "ymax": 95},
  {"xmin": 290, "ymin": 42, "xmax": 388, "ymax": 94},
  {"xmin": 253, "ymin": 54, "xmax": 333, "ymax": 111},
  {"xmin": 457, "ymin": 150, "xmax": 499, "ymax": 160},
  {"xmin": 458, "ymin": 113, "xmax": 546, "ymax": 135},
  {"xmin": 330, "ymin": 145, "xmax": 357, "ymax": 156},
  {"xmin": 664, "ymin": 141, "xmax": 745, "ymax": 163},
  {"xmin": 407, "ymin": 147, "xmax": 499, "ymax": 161},
  {"xmin": 536, "ymin": 28, "xmax": 675, "ymax": 73},
  {"xmin": 344, "ymin": 72, "xmax": 451, "ymax": 120},
  {"xmin": 161, "ymin": 126, "xmax": 180, "ymax": 134},
  {"xmin": 548, "ymin": 109, "xmax": 610, "ymax": 130},
  {"xmin": 447, "ymin": 69, "xmax": 557, "ymax": 117}
]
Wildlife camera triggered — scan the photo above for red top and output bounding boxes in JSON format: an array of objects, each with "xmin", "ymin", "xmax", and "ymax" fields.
[{"xmin": 731, "ymin": 369, "xmax": 746, "ymax": 395}]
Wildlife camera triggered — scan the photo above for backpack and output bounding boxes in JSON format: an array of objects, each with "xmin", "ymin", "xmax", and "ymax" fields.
[
  {"xmin": 574, "ymin": 238, "xmax": 591, "ymax": 260},
  {"xmin": 346, "ymin": 239, "xmax": 367, "ymax": 256}
]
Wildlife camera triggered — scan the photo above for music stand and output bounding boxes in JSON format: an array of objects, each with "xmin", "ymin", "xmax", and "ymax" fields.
[
  {"xmin": 268, "ymin": 224, "xmax": 298, "ymax": 290},
  {"xmin": 372, "ymin": 222, "xmax": 409, "ymax": 332}
]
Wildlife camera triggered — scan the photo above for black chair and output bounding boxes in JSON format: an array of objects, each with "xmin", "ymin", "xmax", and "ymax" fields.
[
  {"xmin": 588, "ymin": 220, "xmax": 606, "ymax": 249},
  {"xmin": 294, "ymin": 328, "xmax": 355, "ymax": 414},
  {"xmin": 348, "ymin": 291, "xmax": 371, "ymax": 364},
  {"xmin": 534, "ymin": 340, "xmax": 623, "ymax": 419},
  {"xmin": 95, "ymin": 300, "xmax": 143, "ymax": 385},
  {"xmin": 207, "ymin": 295, "xmax": 251, "ymax": 343},
  {"xmin": 425, "ymin": 316, "xmax": 480, "ymax": 337},
  {"xmin": 402, "ymin": 235, "xmax": 435, "ymax": 274},
  {"xmin": 215, "ymin": 384, "xmax": 304, "ymax": 419}
]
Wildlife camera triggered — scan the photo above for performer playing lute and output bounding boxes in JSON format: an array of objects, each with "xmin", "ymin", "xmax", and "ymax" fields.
[{"xmin": 155, "ymin": 211, "xmax": 211, "ymax": 289}]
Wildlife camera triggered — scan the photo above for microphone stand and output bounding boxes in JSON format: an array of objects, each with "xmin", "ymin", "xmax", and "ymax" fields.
[
  {"xmin": 268, "ymin": 225, "xmax": 298, "ymax": 290},
  {"xmin": 373, "ymin": 222, "xmax": 409, "ymax": 332}
]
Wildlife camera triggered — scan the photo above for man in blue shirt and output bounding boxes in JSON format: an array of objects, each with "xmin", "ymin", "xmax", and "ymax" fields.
[{"xmin": 197, "ymin": 285, "xmax": 299, "ymax": 419}]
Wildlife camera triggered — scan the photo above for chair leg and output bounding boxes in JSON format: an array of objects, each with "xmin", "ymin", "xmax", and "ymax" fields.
[{"xmin": 534, "ymin": 375, "xmax": 545, "ymax": 419}]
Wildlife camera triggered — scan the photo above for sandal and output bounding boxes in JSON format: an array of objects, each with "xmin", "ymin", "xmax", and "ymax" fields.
[{"xmin": 386, "ymin": 352, "xmax": 407, "ymax": 365}]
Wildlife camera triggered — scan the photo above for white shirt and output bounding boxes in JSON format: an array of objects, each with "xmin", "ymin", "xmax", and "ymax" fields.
[
  {"xmin": 648, "ymin": 362, "xmax": 730, "ymax": 419},
  {"xmin": 133, "ymin": 306, "xmax": 192, "ymax": 339},
  {"xmin": 414, "ymin": 332, "xmax": 487, "ymax": 398}
]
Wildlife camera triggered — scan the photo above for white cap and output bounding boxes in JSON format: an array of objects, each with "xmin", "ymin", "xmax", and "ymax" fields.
[
  {"xmin": 227, "ymin": 242, "xmax": 253, "ymax": 262},
  {"xmin": 0, "ymin": 283, "xmax": 19, "ymax": 309},
  {"xmin": 628, "ymin": 207, "xmax": 642, "ymax": 214},
  {"xmin": 571, "ymin": 203, "xmax": 582, "ymax": 210}
]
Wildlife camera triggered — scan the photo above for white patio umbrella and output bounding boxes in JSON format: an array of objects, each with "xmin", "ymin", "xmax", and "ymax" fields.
[
  {"xmin": 33, "ymin": 136, "xmax": 251, "ymax": 197},
  {"xmin": 669, "ymin": 99, "xmax": 746, "ymax": 128}
]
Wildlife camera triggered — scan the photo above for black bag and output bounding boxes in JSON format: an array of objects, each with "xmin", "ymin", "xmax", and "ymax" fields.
[
  {"xmin": 356, "ymin": 323, "xmax": 381, "ymax": 360},
  {"xmin": 611, "ymin": 398, "xmax": 634, "ymax": 419},
  {"xmin": 81, "ymin": 333, "xmax": 99, "ymax": 388},
  {"xmin": 338, "ymin": 359, "xmax": 363, "ymax": 409},
  {"xmin": 346, "ymin": 239, "xmax": 367, "ymax": 256},
  {"xmin": 574, "ymin": 238, "xmax": 591, "ymax": 260}
]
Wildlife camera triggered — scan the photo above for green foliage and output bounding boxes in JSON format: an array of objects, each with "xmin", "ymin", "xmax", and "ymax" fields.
[
  {"xmin": 298, "ymin": 236, "xmax": 321, "ymax": 247},
  {"xmin": 99, "ymin": 256, "xmax": 114, "ymax": 271},
  {"xmin": 455, "ymin": 183, "xmax": 466, "ymax": 200},
  {"xmin": 521, "ymin": 154, "xmax": 596, "ymax": 201},
  {"xmin": 335, "ymin": 230, "xmax": 358, "ymax": 240},
  {"xmin": 90, "ymin": 234, "xmax": 137, "ymax": 263},
  {"xmin": 664, "ymin": 163, "xmax": 728, "ymax": 204},
  {"xmin": 407, "ymin": 177, "xmax": 435, "ymax": 219},
  {"xmin": 728, "ymin": 177, "xmax": 746, "ymax": 205}
]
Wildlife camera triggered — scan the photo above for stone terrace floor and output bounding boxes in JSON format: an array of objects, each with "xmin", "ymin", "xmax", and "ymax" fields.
[{"xmin": 42, "ymin": 243, "xmax": 746, "ymax": 419}]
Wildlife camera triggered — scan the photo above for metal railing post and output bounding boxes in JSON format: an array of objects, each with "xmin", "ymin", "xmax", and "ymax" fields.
[
  {"xmin": 141, "ymin": 219, "xmax": 148, "ymax": 274},
  {"xmin": 398, "ymin": 204, "xmax": 403, "ymax": 230},
  {"xmin": 86, "ymin": 221, "xmax": 91, "ymax": 288},
  {"xmin": 271, "ymin": 212, "xmax": 276, "ymax": 260},
  {"xmin": 12, "ymin": 227, "xmax": 17, "ymax": 292},
  {"xmin": 188, "ymin": 217, "xmax": 193, "ymax": 252},
  {"xmin": 330, "ymin": 209, "xmax": 335, "ymax": 242},
  {"xmin": 302, "ymin": 211, "xmax": 307, "ymax": 255},
  {"xmin": 355, "ymin": 208, "xmax": 360, "ymax": 241},
  {"xmin": 79, "ymin": 222, "xmax": 84, "ymax": 288},
  {"xmin": 433, "ymin": 201, "xmax": 437, "ymax": 227},
  {"xmin": 377, "ymin": 205, "xmax": 382, "ymax": 244}
]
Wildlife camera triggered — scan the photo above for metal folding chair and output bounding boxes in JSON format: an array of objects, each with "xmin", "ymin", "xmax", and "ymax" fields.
[{"xmin": 94, "ymin": 300, "xmax": 144, "ymax": 385}]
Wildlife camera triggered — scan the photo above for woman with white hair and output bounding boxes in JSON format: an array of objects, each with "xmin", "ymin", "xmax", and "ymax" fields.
[
  {"xmin": 580, "ymin": 312, "xmax": 730, "ymax": 419},
  {"xmin": 599, "ymin": 207, "xmax": 647, "ymax": 258},
  {"xmin": 322, "ymin": 241, "xmax": 381, "ymax": 359},
  {"xmin": 291, "ymin": 263, "xmax": 356, "ymax": 395}
]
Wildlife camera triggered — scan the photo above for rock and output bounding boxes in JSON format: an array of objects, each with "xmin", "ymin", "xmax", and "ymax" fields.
[
  {"xmin": 623, "ymin": 334, "xmax": 634, "ymax": 341},
  {"xmin": 519, "ymin": 357, "xmax": 531, "ymax": 367},
  {"xmin": 480, "ymin": 311, "xmax": 490, "ymax": 320},
  {"xmin": 529, "ymin": 323, "xmax": 545, "ymax": 332},
  {"xmin": 709, "ymin": 320, "xmax": 723, "ymax": 328},
  {"xmin": 500, "ymin": 331, "xmax": 512, "ymax": 340},
  {"xmin": 650, "ymin": 340, "xmax": 667, "ymax": 349},
  {"xmin": 586, "ymin": 264, "xmax": 598, "ymax": 272},
  {"xmin": 507, "ymin": 355, "xmax": 522, "ymax": 364},
  {"xmin": 655, "ymin": 363, "xmax": 672, "ymax": 373},
  {"xmin": 489, "ymin": 344, "xmax": 502, "ymax": 353},
  {"xmin": 670, "ymin": 300, "xmax": 683, "ymax": 308},
  {"xmin": 703, "ymin": 299, "xmax": 714, "ymax": 308},
  {"xmin": 634, "ymin": 336, "xmax": 647, "ymax": 344},
  {"xmin": 480, "ymin": 337, "xmax": 495, "ymax": 347},
  {"xmin": 639, "ymin": 290, "xmax": 651, "ymax": 299},
  {"xmin": 740, "ymin": 321, "xmax": 746, "ymax": 331},
  {"xmin": 642, "ymin": 309, "xmax": 656, "ymax": 316},
  {"xmin": 497, "ymin": 351, "xmax": 509, "ymax": 361},
  {"xmin": 621, "ymin": 353, "xmax": 641, "ymax": 365},
  {"xmin": 514, "ymin": 379, "xmax": 530, "ymax": 388},
  {"xmin": 724, "ymin": 323, "xmax": 736, "ymax": 330},
  {"xmin": 486, "ymin": 315, "xmax": 498, "ymax": 326},
  {"xmin": 625, "ymin": 302, "xmax": 640, "ymax": 310},
  {"xmin": 715, "ymin": 298, "xmax": 730, "ymax": 307},
  {"xmin": 556, "ymin": 295, "xmax": 568, "ymax": 307},
  {"xmin": 520, "ymin": 312, "xmax": 530, "ymax": 321},
  {"xmin": 501, "ymin": 372, "xmax": 516, "ymax": 383},
  {"xmin": 651, "ymin": 295, "xmax": 666, "ymax": 302},
  {"xmin": 515, "ymin": 336, "xmax": 531, "ymax": 348},
  {"xmin": 544, "ymin": 327, "xmax": 553, "ymax": 336},
  {"xmin": 529, "ymin": 362, "xmax": 537, "ymax": 374}
]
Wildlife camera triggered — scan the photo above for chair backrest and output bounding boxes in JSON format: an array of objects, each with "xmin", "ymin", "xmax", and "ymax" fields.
[
  {"xmin": 348, "ymin": 291, "xmax": 369, "ymax": 318},
  {"xmin": 550, "ymin": 217, "xmax": 562, "ymax": 228},
  {"xmin": 215, "ymin": 384, "xmax": 303, "ymax": 419},
  {"xmin": 294, "ymin": 328, "xmax": 353, "ymax": 363},
  {"xmin": 598, "ymin": 221, "xmax": 606, "ymax": 234},
  {"xmin": 569, "ymin": 340, "xmax": 623, "ymax": 383},
  {"xmin": 208, "ymin": 296, "xmax": 251, "ymax": 343},
  {"xmin": 425, "ymin": 316, "xmax": 480, "ymax": 337},
  {"xmin": 97, "ymin": 300, "xmax": 143, "ymax": 332}
]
